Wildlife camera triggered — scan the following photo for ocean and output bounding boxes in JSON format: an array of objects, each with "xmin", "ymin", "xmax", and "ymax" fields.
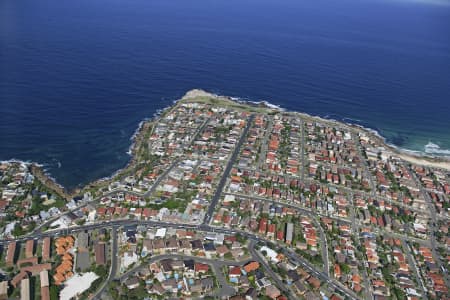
[{"xmin": 1, "ymin": 0, "xmax": 450, "ymax": 189}]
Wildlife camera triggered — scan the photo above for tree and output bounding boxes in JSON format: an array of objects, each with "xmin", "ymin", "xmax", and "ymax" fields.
[
  {"xmin": 76, "ymin": 219, "xmax": 86, "ymax": 226},
  {"xmin": 12, "ymin": 223, "xmax": 25, "ymax": 237},
  {"xmin": 50, "ymin": 286, "xmax": 59, "ymax": 300},
  {"xmin": 340, "ymin": 263, "xmax": 351, "ymax": 274}
]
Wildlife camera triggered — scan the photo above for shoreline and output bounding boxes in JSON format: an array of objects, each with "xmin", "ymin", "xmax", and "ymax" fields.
[{"xmin": 2, "ymin": 89, "xmax": 450, "ymax": 198}]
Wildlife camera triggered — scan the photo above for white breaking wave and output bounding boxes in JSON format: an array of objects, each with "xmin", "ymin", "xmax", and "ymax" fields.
[
  {"xmin": 343, "ymin": 117, "xmax": 362, "ymax": 123},
  {"xmin": 424, "ymin": 142, "xmax": 450, "ymax": 155},
  {"xmin": 0, "ymin": 159, "xmax": 30, "ymax": 167},
  {"xmin": 229, "ymin": 96, "xmax": 285, "ymax": 111},
  {"xmin": 319, "ymin": 116, "xmax": 450, "ymax": 159}
]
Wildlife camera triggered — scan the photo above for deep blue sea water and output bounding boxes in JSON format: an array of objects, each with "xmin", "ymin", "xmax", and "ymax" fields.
[{"xmin": 1, "ymin": 0, "xmax": 450, "ymax": 189}]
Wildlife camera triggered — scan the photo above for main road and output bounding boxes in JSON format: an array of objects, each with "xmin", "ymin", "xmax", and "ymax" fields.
[
  {"xmin": 248, "ymin": 239, "xmax": 295, "ymax": 299},
  {"xmin": 92, "ymin": 226, "xmax": 118, "ymax": 300},
  {"xmin": 226, "ymin": 192, "xmax": 330, "ymax": 277},
  {"xmin": 2, "ymin": 215, "xmax": 360, "ymax": 299},
  {"xmin": 203, "ymin": 114, "xmax": 255, "ymax": 225},
  {"xmin": 408, "ymin": 166, "xmax": 450, "ymax": 287},
  {"xmin": 143, "ymin": 117, "xmax": 211, "ymax": 198},
  {"xmin": 1, "ymin": 113, "xmax": 364, "ymax": 299}
]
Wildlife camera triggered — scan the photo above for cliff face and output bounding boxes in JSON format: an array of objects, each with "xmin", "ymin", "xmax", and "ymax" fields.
[{"xmin": 30, "ymin": 164, "xmax": 75, "ymax": 200}]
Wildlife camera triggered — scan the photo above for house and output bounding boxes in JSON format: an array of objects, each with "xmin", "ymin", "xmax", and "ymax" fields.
[
  {"xmin": 293, "ymin": 279, "xmax": 308, "ymax": 295},
  {"xmin": 154, "ymin": 271, "xmax": 166, "ymax": 283},
  {"xmin": 287, "ymin": 270, "xmax": 300, "ymax": 282},
  {"xmin": 267, "ymin": 224, "xmax": 276, "ymax": 238},
  {"xmin": 161, "ymin": 278, "xmax": 177, "ymax": 293},
  {"xmin": 265, "ymin": 284, "xmax": 281, "ymax": 299},
  {"xmin": 125, "ymin": 277, "xmax": 140, "ymax": 290},
  {"xmin": 152, "ymin": 239, "xmax": 165, "ymax": 253},
  {"xmin": 195, "ymin": 263, "xmax": 209, "ymax": 274},
  {"xmin": 171, "ymin": 260, "xmax": 184, "ymax": 270},
  {"xmin": 183, "ymin": 259, "xmax": 195, "ymax": 277},
  {"xmin": 149, "ymin": 283, "xmax": 165, "ymax": 295},
  {"xmin": 190, "ymin": 239, "xmax": 203, "ymax": 251},
  {"xmin": 330, "ymin": 295, "xmax": 343, "ymax": 300},
  {"xmin": 165, "ymin": 237, "xmax": 178, "ymax": 252},
  {"xmin": 245, "ymin": 287, "xmax": 258, "ymax": 299},
  {"xmin": 307, "ymin": 276, "xmax": 321, "ymax": 290},
  {"xmin": 216, "ymin": 245, "xmax": 229, "ymax": 257},
  {"xmin": 160, "ymin": 259, "xmax": 173, "ymax": 273},
  {"xmin": 203, "ymin": 242, "xmax": 216, "ymax": 253},
  {"xmin": 178, "ymin": 239, "xmax": 192, "ymax": 252},
  {"xmin": 229, "ymin": 266, "xmax": 242, "ymax": 278},
  {"xmin": 260, "ymin": 246, "xmax": 280, "ymax": 263},
  {"xmin": 231, "ymin": 248, "xmax": 245, "ymax": 259},
  {"xmin": 259, "ymin": 218, "xmax": 268, "ymax": 234},
  {"xmin": 277, "ymin": 230, "xmax": 284, "ymax": 241},
  {"xmin": 244, "ymin": 261, "xmax": 260, "ymax": 273}
]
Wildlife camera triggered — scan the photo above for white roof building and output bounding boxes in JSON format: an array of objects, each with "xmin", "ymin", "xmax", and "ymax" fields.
[
  {"xmin": 59, "ymin": 272, "xmax": 99, "ymax": 300},
  {"xmin": 260, "ymin": 246, "xmax": 279, "ymax": 263},
  {"xmin": 155, "ymin": 228, "xmax": 167, "ymax": 238}
]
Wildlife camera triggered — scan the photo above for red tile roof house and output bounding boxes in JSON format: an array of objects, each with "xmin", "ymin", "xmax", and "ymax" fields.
[
  {"xmin": 267, "ymin": 224, "xmax": 276, "ymax": 238},
  {"xmin": 216, "ymin": 245, "xmax": 229, "ymax": 257},
  {"xmin": 243, "ymin": 261, "xmax": 260, "ymax": 273},
  {"xmin": 444, "ymin": 184, "xmax": 450, "ymax": 195},
  {"xmin": 106, "ymin": 207, "xmax": 114, "ymax": 217},
  {"xmin": 276, "ymin": 230, "xmax": 284, "ymax": 241},
  {"xmin": 223, "ymin": 215, "xmax": 232, "ymax": 227},
  {"xmin": 194, "ymin": 263, "xmax": 209, "ymax": 274},
  {"xmin": 259, "ymin": 218, "xmax": 268, "ymax": 234},
  {"xmin": 142, "ymin": 208, "xmax": 152, "ymax": 220},
  {"xmin": 229, "ymin": 266, "xmax": 242, "ymax": 278},
  {"xmin": 96, "ymin": 207, "xmax": 107, "ymax": 218}
]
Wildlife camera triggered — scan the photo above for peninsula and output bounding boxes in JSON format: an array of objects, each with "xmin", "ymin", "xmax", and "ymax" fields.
[{"xmin": 0, "ymin": 90, "xmax": 449, "ymax": 300}]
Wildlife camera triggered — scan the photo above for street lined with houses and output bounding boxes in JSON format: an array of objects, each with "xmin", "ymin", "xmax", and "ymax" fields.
[{"xmin": 0, "ymin": 90, "xmax": 448, "ymax": 299}]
